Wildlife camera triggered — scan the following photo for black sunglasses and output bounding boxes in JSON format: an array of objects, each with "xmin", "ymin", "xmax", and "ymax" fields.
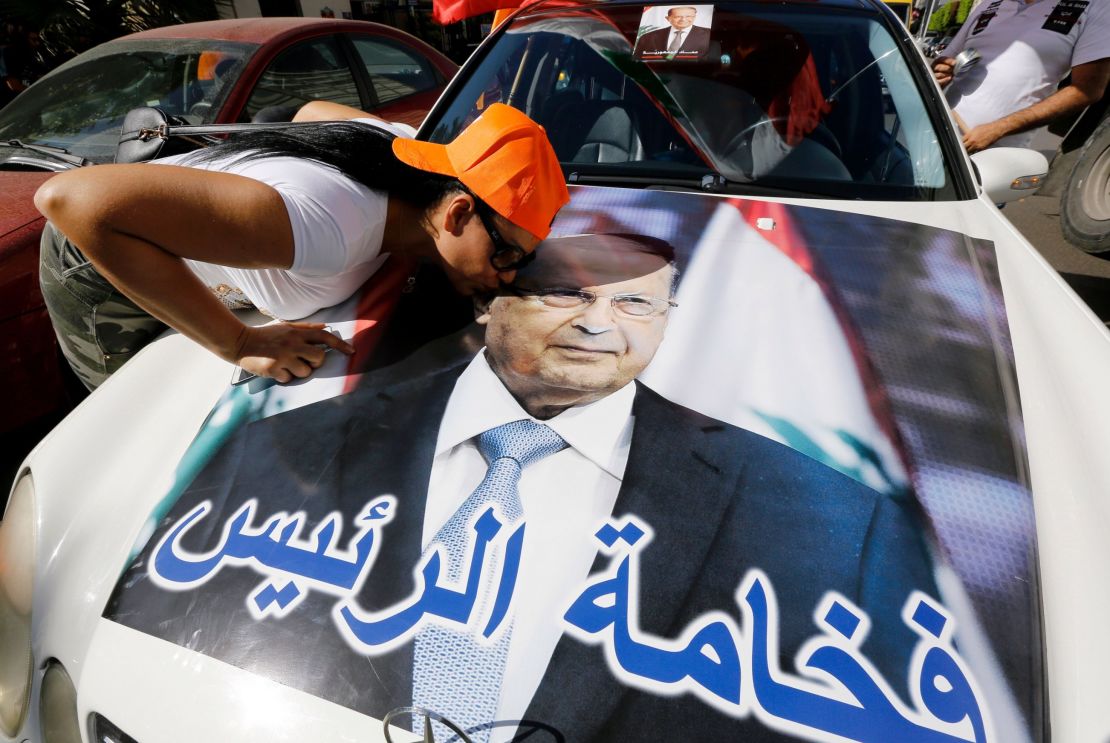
[{"xmin": 475, "ymin": 201, "xmax": 536, "ymax": 273}]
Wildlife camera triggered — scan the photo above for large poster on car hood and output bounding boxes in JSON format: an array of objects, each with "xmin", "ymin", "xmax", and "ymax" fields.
[{"xmin": 106, "ymin": 186, "xmax": 1039, "ymax": 743}]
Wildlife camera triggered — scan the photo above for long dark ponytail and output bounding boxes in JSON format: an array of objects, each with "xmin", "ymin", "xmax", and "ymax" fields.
[{"xmin": 184, "ymin": 121, "xmax": 469, "ymax": 211}]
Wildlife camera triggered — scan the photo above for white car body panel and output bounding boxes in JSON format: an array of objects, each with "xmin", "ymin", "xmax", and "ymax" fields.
[{"xmin": 81, "ymin": 621, "xmax": 410, "ymax": 743}]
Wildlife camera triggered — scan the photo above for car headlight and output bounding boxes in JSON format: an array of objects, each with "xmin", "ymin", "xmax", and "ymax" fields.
[
  {"xmin": 40, "ymin": 662, "xmax": 81, "ymax": 743},
  {"xmin": 0, "ymin": 474, "xmax": 36, "ymax": 736}
]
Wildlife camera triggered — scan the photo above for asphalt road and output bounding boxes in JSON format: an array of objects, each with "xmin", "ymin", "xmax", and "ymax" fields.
[
  {"xmin": 1003, "ymin": 130, "xmax": 1110, "ymax": 324},
  {"xmin": 1004, "ymin": 192, "xmax": 1110, "ymax": 325}
]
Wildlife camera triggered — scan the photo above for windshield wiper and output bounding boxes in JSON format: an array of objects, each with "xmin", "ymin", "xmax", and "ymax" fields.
[
  {"xmin": 3, "ymin": 140, "xmax": 89, "ymax": 167},
  {"xmin": 567, "ymin": 169, "xmax": 732, "ymax": 192},
  {"xmin": 566, "ymin": 168, "xmax": 838, "ymax": 199}
]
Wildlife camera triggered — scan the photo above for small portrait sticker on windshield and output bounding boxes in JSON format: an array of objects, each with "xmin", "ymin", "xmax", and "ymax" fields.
[{"xmin": 634, "ymin": 4, "xmax": 715, "ymax": 61}]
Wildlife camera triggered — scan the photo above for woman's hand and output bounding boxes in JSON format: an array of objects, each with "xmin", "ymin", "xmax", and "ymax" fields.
[{"xmin": 234, "ymin": 322, "xmax": 355, "ymax": 383}]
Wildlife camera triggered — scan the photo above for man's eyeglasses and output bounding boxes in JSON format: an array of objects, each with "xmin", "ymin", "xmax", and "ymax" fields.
[
  {"xmin": 475, "ymin": 201, "xmax": 535, "ymax": 273},
  {"xmin": 512, "ymin": 288, "xmax": 678, "ymax": 317}
]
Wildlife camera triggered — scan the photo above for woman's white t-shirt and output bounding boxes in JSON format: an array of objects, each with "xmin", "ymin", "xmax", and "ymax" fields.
[{"xmin": 156, "ymin": 119, "xmax": 413, "ymax": 320}]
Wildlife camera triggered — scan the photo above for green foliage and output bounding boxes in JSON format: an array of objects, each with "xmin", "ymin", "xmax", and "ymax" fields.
[
  {"xmin": 927, "ymin": 0, "xmax": 974, "ymax": 33},
  {"xmin": 0, "ymin": 0, "xmax": 233, "ymax": 57},
  {"xmin": 956, "ymin": 0, "xmax": 974, "ymax": 24},
  {"xmin": 927, "ymin": 2, "xmax": 953, "ymax": 32}
]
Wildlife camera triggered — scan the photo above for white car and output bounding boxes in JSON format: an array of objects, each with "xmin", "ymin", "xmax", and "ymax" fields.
[{"xmin": 3, "ymin": 0, "xmax": 1109, "ymax": 742}]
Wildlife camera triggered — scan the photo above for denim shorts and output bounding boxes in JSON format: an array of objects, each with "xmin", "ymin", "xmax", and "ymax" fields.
[{"xmin": 39, "ymin": 221, "xmax": 167, "ymax": 389}]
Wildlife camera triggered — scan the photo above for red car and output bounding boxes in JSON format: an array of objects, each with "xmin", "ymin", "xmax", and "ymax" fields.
[{"xmin": 0, "ymin": 18, "xmax": 456, "ymax": 435}]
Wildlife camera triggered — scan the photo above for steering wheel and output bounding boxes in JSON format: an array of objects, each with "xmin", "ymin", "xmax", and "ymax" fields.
[
  {"xmin": 721, "ymin": 116, "xmax": 843, "ymax": 177},
  {"xmin": 718, "ymin": 116, "xmax": 790, "ymax": 178},
  {"xmin": 188, "ymin": 101, "xmax": 212, "ymax": 119}
]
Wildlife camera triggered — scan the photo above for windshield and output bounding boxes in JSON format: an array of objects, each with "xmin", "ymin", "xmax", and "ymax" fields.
[
  {"xmin": 427, "ymin": 2, "xmax": 955, "ymax": 200},
  {"xmin": 0, "ymin": 39, "xmax": 256, "ymax": 164}
]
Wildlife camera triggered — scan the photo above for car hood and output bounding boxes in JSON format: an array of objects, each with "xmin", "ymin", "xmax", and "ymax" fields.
[
  {"xmin": 23, "ymin": 187, "xmax": 1101, "ymax": 742},
  {"xmin": 0, "ymin": 171, "xmax": 53, "ymax": 241}
]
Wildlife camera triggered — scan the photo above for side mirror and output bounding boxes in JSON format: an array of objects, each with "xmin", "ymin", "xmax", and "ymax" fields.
[{"xmin": 969, "ymin": 147, "xmax": 1048, "ymax": 204}]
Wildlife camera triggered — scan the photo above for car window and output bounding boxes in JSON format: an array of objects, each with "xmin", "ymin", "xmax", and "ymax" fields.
[
  {"xmin": 0, "ymin": 39, "xmax": 254, "ymax": 163},
  {"xmin": 348, "ymin": 35, "xmax": 439, "ymax": 106},
  {"xmin": 426, "ymin": 2, "xmax": 956, "ymax": 200},
  {"xmin": 243, "ymin": 36, "xmax": 361, "ymax": 121}
]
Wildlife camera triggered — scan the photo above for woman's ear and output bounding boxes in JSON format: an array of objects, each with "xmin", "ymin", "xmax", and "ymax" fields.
[{"xmin": 441, "ymin": 193, "xmax": 477, "ymax": 237}]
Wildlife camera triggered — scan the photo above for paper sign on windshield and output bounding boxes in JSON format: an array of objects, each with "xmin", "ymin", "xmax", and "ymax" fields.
[{"xmin": 634, "ymin": 4, "xmax": 715, "ymax": 60}]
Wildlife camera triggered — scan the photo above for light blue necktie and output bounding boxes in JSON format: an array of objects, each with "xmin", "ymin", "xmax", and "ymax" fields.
[{"xmin": 412, "ymin": 420, "xmax": 567, "ymax": 742}]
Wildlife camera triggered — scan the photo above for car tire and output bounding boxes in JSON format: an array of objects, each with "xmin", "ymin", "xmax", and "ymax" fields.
[{"xmin": 1060, "ymin": 113, "xmax": 1110, "ymax": 255}]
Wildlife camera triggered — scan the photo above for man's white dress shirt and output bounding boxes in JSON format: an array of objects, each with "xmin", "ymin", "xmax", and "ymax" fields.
[{"xmin": 424, "ymin": 351, "xmax": 635, "ymax": 740}]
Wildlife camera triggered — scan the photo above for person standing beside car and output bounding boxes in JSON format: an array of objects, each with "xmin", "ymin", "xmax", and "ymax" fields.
[
  {"xmin": 34, "ymin": 102, "xmax": 569, "ymax": 388},
  {"xmin": 931, "ymin": 0, "xmax": 1110, "ymax": 153}
]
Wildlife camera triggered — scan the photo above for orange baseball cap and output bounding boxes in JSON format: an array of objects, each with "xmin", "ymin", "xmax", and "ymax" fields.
[{"xmin": 391, "ymin": 103, "xmax": 570, "ymax": 241}]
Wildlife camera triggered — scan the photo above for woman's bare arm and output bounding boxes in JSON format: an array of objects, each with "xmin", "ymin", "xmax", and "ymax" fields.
[
  {"xmin": 293, "ymin": 100, "xmax": 385, "ymax": 122},
  {"xmin": 35, "ymin": 163, "xmax": 353, "ymax": 381}
]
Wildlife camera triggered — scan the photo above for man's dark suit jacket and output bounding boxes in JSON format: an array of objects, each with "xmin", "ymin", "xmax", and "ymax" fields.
[
  {"xmin": 634, "ymin": 24, "xmax": 711, "ymax": 57},
  {"xmin": 108, "ymin": 356, "xmax": 938, "ymax": 742}
]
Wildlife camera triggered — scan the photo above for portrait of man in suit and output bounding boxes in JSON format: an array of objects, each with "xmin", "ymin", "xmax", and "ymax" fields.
[
  {"xmin": 634, "ymin": 5, "xmax": 713, "ymax": 59},
  {"xmin": 112, "ymin": 233, "xmax": 939, "ymax": 743}
]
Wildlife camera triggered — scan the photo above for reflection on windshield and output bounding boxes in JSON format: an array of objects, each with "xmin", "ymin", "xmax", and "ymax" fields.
[
  {"xmin": 0, "ymin": 39, "xmax": 255, "ymax": 163},
  {"xmin": 428, "ymin": 2, "xmax": 952, "ymax": 200}
]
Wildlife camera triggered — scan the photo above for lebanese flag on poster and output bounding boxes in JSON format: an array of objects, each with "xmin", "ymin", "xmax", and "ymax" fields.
[{"xmin": 639, "ymin": 199, "xmax": 909, "ymax": 494}]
